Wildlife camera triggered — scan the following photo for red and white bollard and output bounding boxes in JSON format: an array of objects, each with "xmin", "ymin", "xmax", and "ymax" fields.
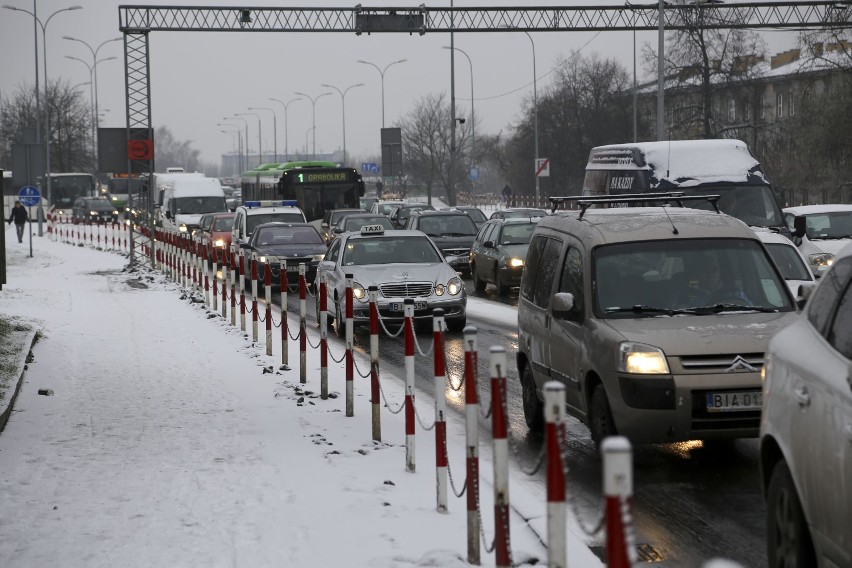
[
  {"xmin": 221, "ymin": 250, "xmax": 229, "ymax": 319},
  {"xmin": 230, "ymin": 252, "xmax": 237, "ymax": 327},
  {"xmin": 490, "ymin": 346, "xmax": 511, "ymax": 568},
  {"xmin": 345, "ymin": 274, "xmax": 354, "ymax": 417},
  {"xmin": 545, "ymin": 381, "xmax": 567, "ymax": 568},
  {"xmin": 280, "ymin": 264, "xmax": 289, "ymax": 368},
  {"xmin": 264, "ymin": 263, "xmax": 273, "ymax": 356},
  {"xmin": 433, "ymin": 308, "xmax": 448, "ymax": 513},
  {"xmin": 318, "ymin": 271, "xmax": 328, "ymax": 397},
  {"xmin": 212, "ymin": 246, "xmax": 220, "ymax": 312},
  {"xmin": 251, "ymin": 255, "xmax": 259, "ymax": 343},
  {"xmin": 404, "ymin": 299, "xmax": 416, "ymax": 473},
  {"xmin": 464, "ymin": 325, "xmax": 480, "ymax": 565},
  {"xmin": 603, "ymin": 436, "xmax": 635, "ymax": 568},
  {"xmin": 298, "ymin": 263, "xmax": 307, "ymax": 384},
  {"xmin": 239, "ymin": 250, "xmax": 246, "ymax": 333},
  {"xmin": 369, "ymin": 286, "xmax": 380, "ymax": 440}
]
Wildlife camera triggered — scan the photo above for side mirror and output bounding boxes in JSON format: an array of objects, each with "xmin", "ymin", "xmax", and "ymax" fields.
[
  {"xmin": 796, "ymin": 282, "xmax": 816, "ymax": 310},
  {"xmin": 322, "ymin": 222, "xmax": 329, "ymax": 228},
  {"xmin": 239, "ymin": 242, "xmax": 251, "ymax": 250},
  {"xmin": 483, "ymin": 240, "xmax": 495, "ymax": 249},
  {"xmin": 792, "ymin": 215, "xmax": 807, "ymax": 239},
  {"xmin": 552, "ymin": 292, "xmax": 575, "ymax": 317},
  {"xmin": 165, "ymin": 211, "xmax": 172, "ymax": 220}
]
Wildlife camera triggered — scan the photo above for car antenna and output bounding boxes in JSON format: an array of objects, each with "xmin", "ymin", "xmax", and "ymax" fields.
[{"xmin": 661, "ymin": 203, "xmax": 679, "ymax": 235}]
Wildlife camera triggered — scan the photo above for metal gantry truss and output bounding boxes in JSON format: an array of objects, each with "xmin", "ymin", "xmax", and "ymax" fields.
[{"xmin": 120, "ymin": 3, "xmax": 852, "ymax": 180}]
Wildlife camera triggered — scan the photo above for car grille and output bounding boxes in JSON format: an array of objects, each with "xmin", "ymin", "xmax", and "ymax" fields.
[
  {"xmin": 675, "ymin": 353, "xmax": 764, "ymax": 373},
  {"xmin": 380, "ymin": 282, "xmax": 433, "ymax": 298},
  {"xmin": 442, "ymin": 247, "xmax": 470, "ymax": 257}
]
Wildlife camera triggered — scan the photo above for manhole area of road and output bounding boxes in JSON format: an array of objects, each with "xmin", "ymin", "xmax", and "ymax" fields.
[{"xmin": 588, "ymin": 542, "xmax": 665, "ymax": 563}]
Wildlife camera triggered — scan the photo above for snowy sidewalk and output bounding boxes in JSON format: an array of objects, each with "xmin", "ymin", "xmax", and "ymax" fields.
[{"xmin": 0, "ymin": 225, "xmax": 601, "ymax": 567}]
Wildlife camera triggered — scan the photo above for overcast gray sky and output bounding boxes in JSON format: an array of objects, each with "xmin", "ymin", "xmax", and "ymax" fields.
[{"xmin": 1, "ymin": 0, "xmax": 798, "ymax": 171}]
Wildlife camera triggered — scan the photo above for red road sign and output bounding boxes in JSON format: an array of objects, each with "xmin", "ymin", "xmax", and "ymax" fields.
[
  {"xmin": 535, "ymin": 158, "xmax": 550, "ymax": 177},
  {"xmin": 127, "ymin": 139, "xmax": 154, "ymax": 160}
]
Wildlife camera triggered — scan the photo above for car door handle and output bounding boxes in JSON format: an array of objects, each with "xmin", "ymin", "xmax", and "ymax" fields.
[{"xmin": 793, "ymin": 385, "xmax": 810, "ymax": 407}]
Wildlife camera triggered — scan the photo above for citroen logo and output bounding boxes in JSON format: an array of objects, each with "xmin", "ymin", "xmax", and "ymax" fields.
[{"xmin": 724, "ymin": 355, "xmax": 758, "ymax": 373}]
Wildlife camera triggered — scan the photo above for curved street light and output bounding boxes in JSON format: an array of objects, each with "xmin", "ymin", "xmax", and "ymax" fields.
[
  {"xmin": 269, "ymin": 97, "xmax": 302, "ymax": 162},
  {"xmin": 3, "ymin": 3, "xmax": 82, "ymax": 229},
  {"xmin": 356, "ymin": 58, "xmax": 407, "ymax": 129},
  {"xmin": 236, "ymin": 112, "xmax": 263, "ymax": 167},
  {"xmin": 320, "ymin": 82, "xmax": 364, "ymax": 164},
  {"xmin": 294, "ymin": 91, "xmax": 332, "ymax": 160}
]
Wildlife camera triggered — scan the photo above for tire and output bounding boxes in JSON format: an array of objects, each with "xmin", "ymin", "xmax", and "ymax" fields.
[
  {"xmin": 766, "ymin": 460, "xmax": 816, "ymax": 568},
  {"xmin": 589, "ymin": 384, "xmax": 617, "ymax": 447},
  {"xmin": 446, "ymin": 317, "xmax": 466, "ymax": 333},
  {"xmin": 472, "ymin": 262, "xmax": 486, "ymax": 292},
  {"xmin": 521, "ymin": 365, "xmax": 544, "ymax": 433}
]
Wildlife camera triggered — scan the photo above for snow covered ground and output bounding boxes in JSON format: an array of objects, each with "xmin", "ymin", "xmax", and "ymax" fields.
[{"xmin": 0, "ymin": 223, "xmax": 604, "ymax": 567}]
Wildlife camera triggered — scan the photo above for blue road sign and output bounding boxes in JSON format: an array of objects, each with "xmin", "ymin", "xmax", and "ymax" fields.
[
  {"xmin": 19, "ymin": 185, "xmax": 41, "ymax": 207},
  {"xmin": 469, "ymin": 167, "xmax": 480, "ymax": 181},
  {"xmin": 361, "ymin": 162, "xmax": 379, "ymax": 173}
]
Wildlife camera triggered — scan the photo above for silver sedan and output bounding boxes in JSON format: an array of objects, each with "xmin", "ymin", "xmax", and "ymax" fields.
[{"xmin": 316, "ymin": 226, "xmax": 466, "ymax": 335}]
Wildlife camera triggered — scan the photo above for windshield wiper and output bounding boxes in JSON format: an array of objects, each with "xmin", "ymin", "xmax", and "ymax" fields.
[
  {"xmin": 604, "ymin": 305, "xmax": 689, "ymax": 317},
  {"xmin": 694, "ymin": 303, "xmax": 779, "ymax": 314}
]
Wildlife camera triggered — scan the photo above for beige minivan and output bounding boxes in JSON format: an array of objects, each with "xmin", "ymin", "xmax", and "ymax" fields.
[{"xmin": 517, "ymin": 196, "xmax": 799, "ymax": 446}]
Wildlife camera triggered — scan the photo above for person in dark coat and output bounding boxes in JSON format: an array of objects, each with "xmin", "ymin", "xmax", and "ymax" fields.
[{"xmin": 8, "ymin": 200, "xmax": 29, "ymax": 243}]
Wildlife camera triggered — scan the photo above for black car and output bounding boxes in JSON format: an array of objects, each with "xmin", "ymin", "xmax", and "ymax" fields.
[
  {"xmin": 72, "ymin": 196, "xmax": 120, "ymax": 224},
  {"xmin": 440, "ymin": 206, "xmax": 488, "ymax": 229},
  {"xmin": 330, "ymin": 213, "xmax": 394, "ymax": 239},
  {"xmin": 318, "ymin": 208, "xmax": 365, "ymax": 243},
  {"xmin": 405, "ymin": 210, "xmax": 479, "ymax": 274},
  {"xmin": 241, "ymin": 222, "xmax": 326, "ymax": 286},
  {"xmin": 469, "ymin": 218, "xmax": 537, "ymax": 294}
]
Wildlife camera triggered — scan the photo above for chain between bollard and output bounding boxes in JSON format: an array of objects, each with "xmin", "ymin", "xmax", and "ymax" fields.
[
  {"xmin": 413, "ymin": 400, "xmax": 436, "ymax": 431},
  {"xmin": 557, "ymin": 426, "xmax": 606, "ymax": 536},
  {"xmin": 327, "ymin": 342, "xmax": 347, "ymax": 364},
  {"xmin": 411, "ymin": 321, "xmax": 436, "ymax": 357},
  {"xmin": 474, "ymin": 474, "xmax": 497, "ymax": 554},
  {"xmin": 440, "ymin": 411, "xmax": 468, "ymax": 498},
  {"xmin": 377, "ymin": 379, "xmax": 406, "ymax": 414},
  {"xmin": 351, "ymin": 355, "xmax": 373, "ymax": 379},
  {"xmin": 376, "ymin": 311, "xmax": 405, "ymax": 338}
]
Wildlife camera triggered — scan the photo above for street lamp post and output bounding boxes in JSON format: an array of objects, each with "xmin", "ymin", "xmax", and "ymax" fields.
[
  {"xmin": 248, "ymin": 107, "xmax": 278, "ymax": 163},
  {"xmin": 224, "ymin": 116, "xmax": 249, "ymax": 169},
  {"xmin": 218, "ymin": 124, "xmax": 243, "ymax": 175},
  {"xmin": 269, "ymin": 97, "xmax": 302, "ymax": 162},
  {"xmin": 65, "ymin": 54, "xmax": 117, "ymax": 164},
  {"xmin": 443, "ymin": 46, "xmax": 475, "ymax": 191},
  {"xmin": 320, "ymin": 82, "xmax": 363, "ymax": 164},
  {"xmin": 237, "ymin": 112, "xmax": 263, "ymax": 167},
  {"xmin": 293, "ymin": 91, "xmax": 332, "ymax": 160},
  {"xmin": 63, "ymin": 35, "xmax": 121, "ymax": 168},
  {"xmin": 356, "ymin": 59, "xmax": 407, "ymax": 128},
  {"xmin": 304, "ymin": 127, "xmax": 314, "ymax": 158},
  {"xmin": 519, "ymin": 32, "xmax": 540, "ymax": 206},
  {"xmin": 3, "ymin": 3, "xmax": 82, "ymax": 231}
]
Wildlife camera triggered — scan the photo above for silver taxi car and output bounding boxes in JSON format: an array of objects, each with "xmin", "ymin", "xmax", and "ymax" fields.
[{"xmin": 317, "ymin": 225, "xmax": 466, "ymax": 335}]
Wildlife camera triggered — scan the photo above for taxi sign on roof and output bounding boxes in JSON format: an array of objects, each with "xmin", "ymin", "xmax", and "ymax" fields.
[{"xmin": 360, "ymin": 225, "xmax": 385, "ymax": 235}]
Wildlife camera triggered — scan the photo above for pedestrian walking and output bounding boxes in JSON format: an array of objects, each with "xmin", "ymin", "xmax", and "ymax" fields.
[{"xmin": 8, "ymin": 200, "xmax": 29, "ymax": 243}]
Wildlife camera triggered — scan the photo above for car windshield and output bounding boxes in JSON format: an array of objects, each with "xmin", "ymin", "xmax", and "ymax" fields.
[
  {"xmin": 172, "ymin": 196, "xmax": 226, "ymax": 215},
  {"xmin": 681, "ymin": 185, "xmax": 784, "ymax": 229},
  {"xmin": 342, "ymin": 217, "xmax": 394, "ymax": 232},
  {"xmin": 464, "ymin": 209, "xmax": 487, "ymax": 224},
  {"xmin": 594, "ymin": 238, "xmax": 794, "ymax": 317},
  {"xmin": 212, "ymin": 217, "xmax": 234, "ymax": 231},
  {"xmin": 802, "ymin": 211, "xmax": 852, "ymax": 240},
  {"xmin": 255, "ymin": 226, "xmax": 322, "ymax": 246},
  {"xmin": 376, "ymin": 203, "xmax": 401, "ymax": 215},
  {"xmin": 330, "ymin": 210, "xmax": 361, "ymax": 224},
  {"xmin": 342, "ymin": 236, "xmax": 443, "ymax": 265},
  {"xmin": 87, "ymin": 198, "xmax": 114, "ymax": 210},
  {"xmin": 499, "ymin": 223, "xmax": 536, "ymax": 245},
  {"xmin": 247, "ymin": 213, "xmax": 305, "ymax": 234},
  {"xmin": 418, "ymin": 216, "xmax": 478, "ymax": 237}
]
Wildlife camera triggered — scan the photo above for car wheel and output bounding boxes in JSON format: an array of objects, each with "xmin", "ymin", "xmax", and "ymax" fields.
[
  {"xmin": 446, "ymin": 317, "xmax": 466, "ymax": 333},
  {"xmin": 521, "ymin": 365, "xmax": 544, "ymax": 433},
  {"xmin": 590, "ymin": 384, "xmax": 617, "ymax": 447},
  {"xmin": 766, "ymin": 460, "xmax": 815, "ymax": 568},
  {"xmin": 334, "ymin": 297, "xmax": 345, "ymax": 337},
  {"xmin": 495, "ymin": 269, "xmax": 508, "ymax": 295},
  {"xmin": 472, "ymin": 262, "xmax": 486, "ymax": 292}
]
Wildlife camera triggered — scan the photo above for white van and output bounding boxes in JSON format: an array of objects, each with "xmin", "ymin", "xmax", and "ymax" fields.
[
  {"xmin": 582, "ymin": 139, "xmax": 789, "ymax": 236},
  {"xmin": 155, "ymin": 172, "xmax": 227, "ymax": 233}
]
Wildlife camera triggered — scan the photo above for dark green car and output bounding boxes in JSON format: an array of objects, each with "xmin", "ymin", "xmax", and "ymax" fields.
[{"xmin": 469, "ymin": 218, "xmax": 537, "ymax": 294}]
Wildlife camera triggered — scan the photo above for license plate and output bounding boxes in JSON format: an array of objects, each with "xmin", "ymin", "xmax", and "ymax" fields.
[
  {"xmin": 389, "ymin": 301, "xmax": 427, "ymax": 311},
  {"xmin": 705, "ymin": 390, "xmax": 762, "ymax": 412}
]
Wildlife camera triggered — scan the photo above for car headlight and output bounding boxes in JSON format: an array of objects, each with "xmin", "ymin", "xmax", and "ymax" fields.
[
  {"xmin": 213, "ymin": 239, "xmax": 225, "ymax": 248},
  {"xmin": 618, "ymin": 342, "xmax": 670, "ymax": 374},
  {"xmin": 352, "ymin": 281, "xmax": 367, "ymax": 301},
  {"xmin": 258, "ymin": 256, "xmax": 267, "ymax": 263},
  {"xmin": 447, "ymin": 277, "xmax": 463, "ymax": 296},
  {"xmin": 808, "ymin": 252, "xmax": 834, "ymax": 271},
  {"xmin": 311, "ymin": 253, "xmax": 326, "ymax": 262},
  {"xmin": 89, "ymin": 210, "xmax": 98, "ymax": 215},
  {"xmin": 179, "ymin": 224, "xmax": 188, "ymax": 233},
  {"xmin": 507, "ymin": 257, "xmax": 524, "ymax": 268},
  {"xmin": 435, "ymin": 283, "xmax": 445, "ymax": 296},
  {"xmin": 112, "ymin": 210, "xmax": 119, "ymax": 216}
]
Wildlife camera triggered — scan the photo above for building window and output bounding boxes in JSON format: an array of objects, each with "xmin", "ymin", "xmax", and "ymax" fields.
[
  {"xmin": 760, "ymin": 94, "xmax": 766, "ymax": 119},
  {"xmin": 728, "ymin": 98, "xmax": 737, "ymax": 122},
  {"xmin": 743, "ymin": 99, "xmax": 751, "ymax": 122},
  {"xmin": 789, "ymin": 96, "xmax": 795, "ymax": 116},
  {"xmin": 776, "ymin": 93, "xmax": 784, "ymax": 118}
]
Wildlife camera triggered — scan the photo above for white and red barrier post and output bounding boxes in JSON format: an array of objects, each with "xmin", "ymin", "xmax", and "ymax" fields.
[
  {"xmin": 230, "ymin": 252, "xmax": 237, "ymax": 327},
  {"xmin": 264, "ymin": 263, "xmax": 273, "ymax": 356},
  {"xmin": 212, "ymin": 246, "xmax": 219, "ymax": 312},
  {"xmin": 464, "ymin": 325, "xmax": 480, "ymax": 565},
  {"xmin": 404, "ymin": 298, "xmax": 416, "ymax": 473},
  {"xmin": 280, "ymin": 264, "xmax": 290, "ymax": 369},
  {"xmin": 251, "ymin": 254, "xmax": 259, "ymax": 343},
  {"xmin": 545, "ymin": 381, "xmax": 567, "ymax": 568},
  {"xmin": 239, "ymin": 250, "xmax": 246, "ymax": 333},
  {"xmin": 221, "ymin": 249, "xmax": 229, "ymax": 319},
  {"xmin": 604, "ymin": 436, "xmax": 635, "ymax": 568},
  {"xmin": 433, "ymin": 308, "xmax": 448, "ymax": 513},
  {"xmin": 298, "ymin": 263, "xmax": 307, "ymax": 384},
  {"xmin": 319, "ymin": 271, "xmax": 328, "ymax": 397},
  {"xmin": 369, "ymin": 286, "xmax": 380, "ymax": 440},
  {"xmin": 490, "ymin": 346, "xmax": 511, "ymax": 568},
  {"xmin": 203, "ymin": 244, "xmax": 210, "ymax": 306},
  {"xmin": 345, "ymin": 274, "xmax": 354, "ymax": 417}
]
